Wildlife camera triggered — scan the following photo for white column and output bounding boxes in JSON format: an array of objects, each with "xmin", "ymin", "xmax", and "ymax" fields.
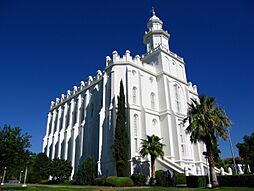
[
  {"xmin": 43, "ymin": 112, "xmax": 52, "ymax": 153},
  {"xmin": 167, "ymin": 115, "xmax": 175, "ymax": 160},
  {"xmin": 76, "ymin": 95, "xmax": 82, "ymax": 125},
  {"xmin": 97, "ymin": 73, "xmax": 107, "ymax": 175},
  {"xmin": 50, "ymin": 110, "xmax": 57, "ymax": 159},
  {"xmin": 79, "ymin": 94, "xmax": 86, "ymax": 158},
  {"xmin": 47, "ymin": 110, "xmax": 56, "ymax": 158},
  {"xmin": 64, "ymin": 102, "xmax": 70, "ymax": 160},
  {"xmin": 71, "ymin": 98, "xmax": 81, "ymax": 178},
  {"xmin": 65, "ymin": 99, "xmax": 75, "ymax": 161},
  {"xmin": 46, "ymin": 112, "xmax": 52, "ymax": 136},
  {"xmin": 69, "ymin": 99, "xmax": 75, "ymax": 129},
  {"xmin": 50, "ymin": 110, "xmax": 57, "ymax": 135},
  {"xmin": 54, "ymin": 107, "xmax": 62, "ymax": 158}
]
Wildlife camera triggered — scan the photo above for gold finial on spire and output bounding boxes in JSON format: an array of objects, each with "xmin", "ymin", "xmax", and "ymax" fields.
[{"xmin": 151, "ymin": 7, "xmax": 155, "ymax": 16}]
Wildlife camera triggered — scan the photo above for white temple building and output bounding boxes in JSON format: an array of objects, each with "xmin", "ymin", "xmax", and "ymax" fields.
[{"xmin": 42, "ymin": 10, "xmax": 207, "ymax": 178}]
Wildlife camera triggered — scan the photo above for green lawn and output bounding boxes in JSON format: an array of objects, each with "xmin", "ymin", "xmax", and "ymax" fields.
[{"xmin": 1, "ymin": 185, "xmax": 254, "ymax": 191}]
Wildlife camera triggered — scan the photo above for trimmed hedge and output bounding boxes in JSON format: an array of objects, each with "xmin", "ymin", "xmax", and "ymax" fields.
[
  {"xmin": 217, "ymin": 175, "xmax": 254, "ymax": 187},
  {"xmin": 176, "ymin": 173, "xmax": 186, "ymax": 184},
  {"xmin": 155, "ymin": 170, "xmax": 165, "ymax": 186},
  {"xmin": 131, "ymin": 173, "xmax": 147, "ymax": 186},
  {"xmin": 94, "ymin": 177, "xmax": 106, "ymax": 186},
  {"xmin": 186, "ymin": 176, "xmax": 207, "ymax": 188},
  {"xmin": 104, "ymin": 176, "xmax": 134, "ymax": 187}
]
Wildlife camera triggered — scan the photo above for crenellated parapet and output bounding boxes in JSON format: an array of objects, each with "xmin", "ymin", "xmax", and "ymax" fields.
[
  {"xmin": 105, "ymin": 50, "xmax": 142, "ymax": 67},
  {"xmin": 187, "ymin": 82, "xmax": 198, "ymax": 94},
  {"xmin": 49, "ymin": 70, "xmax": 103, "ymax": 110}
]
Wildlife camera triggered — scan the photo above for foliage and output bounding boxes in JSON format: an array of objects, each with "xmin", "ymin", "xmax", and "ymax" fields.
[
  {"xmin": 131, "ymin": 173, "xmax": 147, "ymax": 186},
  {"xmin": 215, "ymin": 157, "xmax": 232, "ymax": 170},
  {"xmin": 140, "ymin": 134, "xmax": 164, "ymax": 181},
  {"xmin": 49, "ymin": 158, "xmax": 72, "ymax": 183},
  {"xmin": 184, "ymin": 95, "xmax": 231, "ymax": 187},
  {"xmin": 112, "ymin": 80, "xmax": 129, "ymax": 177},
  {"xmin": 236, "ymin": 132, "xmax": 254, "ymax": 172},
  {"xmin": 29, "ymin": 153, "xmax": 50, "ymax": 183},
  {"xmin": 186, "ymin": 176, "xmax": 207, "ymax": 188},
  {"xmin": 155, "ymin": 170, "xmax": 164, "ymax": 186},
  {"xmin": 75, "ymin": 157, "xmax": 97, "ymax": 185},
  {"xmin": 94, "ymin": 177, "xmax": 107, "ymax": 186},
  {"xmin": 217, "ymin": 174, "xmax": 254, "ymax": 187},
  {"xmin": 0, "ymin": 124, "xmax": 32, "ymax": 178},
  {"xmin": 154, "ymin": 170, "xmax": 173, "ymax": 186},
  {"xmin": 176, "ymin": 173, "xmax": 186, "ymax": 184},
  {"xmin": 104, "ymin": 176, "xmax": 134, "ymax": 187}
]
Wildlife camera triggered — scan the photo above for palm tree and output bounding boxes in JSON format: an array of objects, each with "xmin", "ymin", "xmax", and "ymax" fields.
[
  {"xmin": 184, "ymin": 95, "xmax": 231, "ymax": 187},
  {"xmin": 139, "ymin": 134, "xmax": 164, "ymax": 184}
]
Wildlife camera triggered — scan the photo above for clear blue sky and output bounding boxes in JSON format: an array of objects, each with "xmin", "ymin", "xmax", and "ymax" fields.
[{"xmin": 0, "ymin": 0, "xmax": 253, "ymax": 158}]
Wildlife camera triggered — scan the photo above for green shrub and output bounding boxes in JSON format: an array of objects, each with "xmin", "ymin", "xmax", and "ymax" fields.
[
  {"xmin": 217, "ymin": 174, "xmax": 254, "ymax": 187},
  {"xmin": 186, "ymin": 176, "xmax": 207, "ymax": 187},
  {"xmin": 176, "ymin": 173, "xmax": 186, "ymax": 184},
  {"xmin": 94, "ymin": 177, "xmax": 107, "ymax": 186},
  {"xmin": 74, "ymin": 157, "xmax": 97, "ymax": 185},
  {"xmin": 155, "ymin": 170, "xmax": 164, "ymax": 186},
  {"xmin": 105, "ymin": 176, "xmax": 134, "ymax": 187},
  {"xmin": 131, "ymin": 173, "xmax": 147, "ymax": 186}
]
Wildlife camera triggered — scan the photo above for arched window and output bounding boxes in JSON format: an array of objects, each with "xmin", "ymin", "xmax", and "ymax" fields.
[
  {"xmin": 152, "ymin": 119, "xmax": 157, "ymax": 128},
  {"xmin": 133, "ymin": 114, "xmax": 138, "ymax": 136},
  {"xmin": 150, "ymin": 92, "xmax": 155, "ymax": 109},
  {"xmin": 174, "ymin": 84, "xmax": 181, "ymax": 112},
  {"xmin": 132, "ymin": 87, "xmax": 137, "ymax": 104}
]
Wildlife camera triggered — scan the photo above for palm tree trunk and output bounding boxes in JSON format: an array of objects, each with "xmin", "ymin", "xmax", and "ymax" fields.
[
  {"xmin": 208, "ymin": 152, "xmax": 219, "ymax": 187},
  {"xmin": 151, "ymin": 155, "xmax": 155, "ymax": 179}
]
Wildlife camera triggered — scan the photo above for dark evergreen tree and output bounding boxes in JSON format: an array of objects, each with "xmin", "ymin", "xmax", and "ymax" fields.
[
  {"xmin": 112, "ymin": 80, "xmax": 129, "ymax": 177},
  {"xmin": 49, "ymin": 158, "xmax": 72, "ymax": 183},
  {"xmin": 75, "ymin": 157, "xmax": 97, "ymax": 185},
  {"xmin": 29, "ymin": 153, "xmax": 50, "ymax": 183}
]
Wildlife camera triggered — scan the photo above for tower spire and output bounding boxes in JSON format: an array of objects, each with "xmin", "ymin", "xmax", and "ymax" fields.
[{"xmin": 151, "ymin": 7, "xmax": 155, "ymax": 16}]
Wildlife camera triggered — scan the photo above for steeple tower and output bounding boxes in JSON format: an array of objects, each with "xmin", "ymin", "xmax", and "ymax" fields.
[{"xmin": 144, "ymin": 8, "xmax": 170, "ymax": 53}]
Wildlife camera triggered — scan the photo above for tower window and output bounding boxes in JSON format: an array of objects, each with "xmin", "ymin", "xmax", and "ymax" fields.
[
  {"xmin": 150, "ymin": 92, "xmax": 155, "ymax": 109},
  {"xmin": 134, "ymin": 114, "xmax": 138, "ymax": 136},
  {"xmin": 174, "ymin": 84, "xmax": 181, "ymax": 113},
  {"xmin": 133, "ymin": 87, "xmax": 137, "ymax": 104},
  {"xmin": 134, "ymin": 138, "xmax": 138, "ymax": 153}
]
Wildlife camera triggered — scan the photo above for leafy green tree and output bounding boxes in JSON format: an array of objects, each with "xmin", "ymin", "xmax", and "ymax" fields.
[
  {"xmin": 0, "ymin": 124, "xmax": 32, "ymax": 178},
  {"xmin": 49, "ymin": 158, "xmax": 72, "ymax": 183},
  {"xmin": 112, "ymin": 80, "xmax": 129, "ymax": 177},
  {"xmin": 184, "ymin": 95, "xmax": 231, "ymax": 187},
  {"xmin": 236, "ymin": 132, "xmax": 254, "ymax": 172},
  {"xmin": 29, "ymin": 153, "xmax": 50, "ymax": 183},
  {"xmin": 75, "ymin": 157, "xmax": 97, "ymax": 185},
  {"xmin": 215, "ymin": 158, "xmax": 231, "ymax": 170},
  {"xmin": 139, "ymin": 134, "xmax": 164, "ymax": 184}
]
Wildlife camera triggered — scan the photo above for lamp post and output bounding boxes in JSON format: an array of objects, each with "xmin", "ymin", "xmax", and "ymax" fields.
[
  {"xmin": 228, "ymin": 129, "xmax": 238, "ymax": 174},
  {"xmin": 19, "ymin": 170, "xmax": 23, "ymax": 184},
  {"xmin": 1, "ymin": 167, "xmax": 7, "ymax": 186},
  {"xmin": 203, "ymin": 152, "xmax": 212, "ymax": 188},
  {"xmin": 22, "ymin": 167, "xmax": 27, "ymax": 187}
]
